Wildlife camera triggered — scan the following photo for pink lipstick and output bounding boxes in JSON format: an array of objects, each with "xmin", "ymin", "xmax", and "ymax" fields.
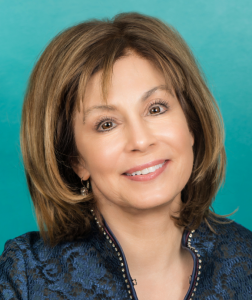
[{"xmin": 122, "ymin": 159, "xmax": 169, "ymax": 182}]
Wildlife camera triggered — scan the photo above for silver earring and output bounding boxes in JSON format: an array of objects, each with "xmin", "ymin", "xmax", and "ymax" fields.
[{"xmin": 80, "ymin": 177, "xmax": 90, "ymax": 196}]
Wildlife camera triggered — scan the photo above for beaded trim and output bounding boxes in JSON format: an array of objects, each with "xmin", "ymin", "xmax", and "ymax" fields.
[
  {"xmin": 90, "ymin": 210, "xmax": 134, "ymax": 299},
  {"xmin": 187, "ymin": 229, "xmax": 201, "ymax": 300}
]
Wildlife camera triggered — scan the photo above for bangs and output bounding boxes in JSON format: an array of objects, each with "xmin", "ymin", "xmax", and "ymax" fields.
[{"xmin": 74, "ymin": 35, "xmax": 186, "ymax": 118}]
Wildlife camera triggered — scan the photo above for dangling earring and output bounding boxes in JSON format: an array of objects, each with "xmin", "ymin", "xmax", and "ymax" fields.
[{"xmin": 80, "ymin": 177, "xmax": 90, "ymax": 196}]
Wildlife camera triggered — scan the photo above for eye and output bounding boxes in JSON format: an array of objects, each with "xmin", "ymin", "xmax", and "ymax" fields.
[
  {"xmin": 95, "ymin": 116, "xmax": 116, "ymax": 132},
  {"xmin": 148, "ymin": 99, "xmax": 169, "ymax": 115},
  {"xmin": 101, "ymin": 121, "xmax": 113, "ymax": 130},
  {"xmin": 150, "ymin": 106, "xmax": 162, "ymax": 114}
]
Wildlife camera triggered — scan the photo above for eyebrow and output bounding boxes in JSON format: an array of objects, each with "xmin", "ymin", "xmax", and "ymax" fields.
[{"xmin": 82, "ymin": 84, "xmax": 173, "ymax": 123}]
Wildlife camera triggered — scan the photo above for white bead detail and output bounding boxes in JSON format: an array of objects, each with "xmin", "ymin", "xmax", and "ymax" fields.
[
  {"xmin": 91, "ymin": 211, "xmax": 134, "ymax": 299},
  {"xmin": 187, "ymin": 229, "xmax": 202, "ymax": 299}
]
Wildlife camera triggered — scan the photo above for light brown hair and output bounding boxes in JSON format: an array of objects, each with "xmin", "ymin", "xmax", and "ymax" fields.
[{"xmin": 21, "ymin": 12, "xmax": 226, "ymax": 246}]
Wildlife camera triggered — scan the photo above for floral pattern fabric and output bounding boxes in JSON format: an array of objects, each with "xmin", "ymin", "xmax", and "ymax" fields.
[{"xmin": 0, "ymin": 219, "xmax": 252, "ymax": 299}]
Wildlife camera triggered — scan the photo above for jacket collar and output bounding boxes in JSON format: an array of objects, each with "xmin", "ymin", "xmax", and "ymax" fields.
[{"xmin": 90, "ymin": 210, "xmax": 204, "ymax": 300}]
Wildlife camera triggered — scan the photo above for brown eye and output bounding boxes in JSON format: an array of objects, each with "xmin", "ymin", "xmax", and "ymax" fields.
[
  {"xmin": 101, "ymin": 121, "xmax": 113, "ymax": 130},
  {"xmin": 148, "ymin": 100, "xmax": 169, "ymax": 116},
  {"xmin": 150, "ymin": 106, "xmax": 161, "ymax": 114}
]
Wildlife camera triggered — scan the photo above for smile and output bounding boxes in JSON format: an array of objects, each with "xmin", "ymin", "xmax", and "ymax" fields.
[
  {"xmin": 122, "ymin": 159, "xmax": 169, "ymax": 182},
  {"xmin": 126, "ymin": 161, "xmax": 166, "ymax": 176}
]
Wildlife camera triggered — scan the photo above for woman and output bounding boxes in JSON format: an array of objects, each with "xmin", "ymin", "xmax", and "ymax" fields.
[{"xmin": 0, "ymin": 12, "xmax": 251, "ymax": 300}]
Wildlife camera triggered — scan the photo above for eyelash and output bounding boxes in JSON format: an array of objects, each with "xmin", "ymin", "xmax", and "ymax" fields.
[{"xmin": 95, "ymin": 99, "xmax": 170, "ymax": 132}]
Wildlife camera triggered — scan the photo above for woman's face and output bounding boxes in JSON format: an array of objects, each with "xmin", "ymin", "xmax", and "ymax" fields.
[{"xmin": 72, "ymin": 53, "xmax": 194, "ymax": 212}]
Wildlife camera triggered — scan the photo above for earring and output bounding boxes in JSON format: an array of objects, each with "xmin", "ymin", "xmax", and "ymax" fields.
[{"xmin": 80, "ymin": 177, "xmax": 90, "ymax": 196}]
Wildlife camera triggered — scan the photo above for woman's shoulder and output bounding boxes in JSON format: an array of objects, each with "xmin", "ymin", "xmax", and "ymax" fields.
[
  {"xmin": 0, "ymin": 231, "xmax": 43, "ymax": 273},
  {"xmin": 216, "ymin": 219, "xmax": 252, "ymax": 243},
  {"xmin": 0, "ymin": 227, "xmax": 132, "ymax": 300},
  {"xmin": 189, "ymin": 218, "xmax": 252, "ymax": 298},
  {"xmin": 0, "ymin": 232, "xmax": 42, "ymax": 299},
  {"xmin": 196, "ymin": 218, "xmax": 252, "ymax": 246},
  {"xmin": 193, "ymin": 218, "xmax": 252, "ymax": 256},
  {"xmin": 1, "ymin": 229, "xmax": 97, "ymax": 261},
  {"xmin": 0, "ymin": 230, "xmax": 104, "ymax": 299},
  {"xmin": 2, "ymin": 231, "xmax": 42, "ymax": 253},
  {"xmin": 213, "ymin": 219, "xmax": 252, "ymax": 259},
  {"xmin": 0, "ymin": 230, "xmax": 93, "ymax": 277}
]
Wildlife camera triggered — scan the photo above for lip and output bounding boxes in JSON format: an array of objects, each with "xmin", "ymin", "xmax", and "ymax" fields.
[
  {"xmin": 123, "ymin": 159, "xmax": 168, "ymax": 174},
  {"xmin": 122, "ymin": 160, "xmax": 169, "ymax": 182}
]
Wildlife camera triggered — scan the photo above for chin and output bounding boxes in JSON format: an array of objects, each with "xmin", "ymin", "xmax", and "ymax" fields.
[{"xmin": 126, "ymin": 196, "xmax": 176, "ymax": 212}]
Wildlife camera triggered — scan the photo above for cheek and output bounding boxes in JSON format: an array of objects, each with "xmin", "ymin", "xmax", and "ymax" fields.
[
  {"xmin": 159, "ymin": 118, "xmax": 193, "ymax": 151},
  {"xmin": 159, "ymin": 119, "xmax": 194, "ymax": 172},
  {"xmin": 78, "ymin": 134, "xmax": 123, "ymax": 174}
]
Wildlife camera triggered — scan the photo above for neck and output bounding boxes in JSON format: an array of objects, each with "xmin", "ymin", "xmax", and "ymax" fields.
[{"xmin": 97, "ymin": 195, "xmax": 187, "ymax": 278}]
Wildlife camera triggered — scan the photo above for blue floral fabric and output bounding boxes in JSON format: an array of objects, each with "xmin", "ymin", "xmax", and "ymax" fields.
[{"xmin": 0, "ymin": 219, "xmax": 252, "ymax": 300}]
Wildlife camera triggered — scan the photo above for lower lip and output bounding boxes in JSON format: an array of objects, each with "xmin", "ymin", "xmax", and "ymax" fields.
[{"xmin": 122, "ymin": 160, "xmax": 169, "ymax": 182}]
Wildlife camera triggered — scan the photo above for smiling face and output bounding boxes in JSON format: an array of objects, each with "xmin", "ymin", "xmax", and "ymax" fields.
[{"xmin": 72, "ymin": 52, "xmax": 194, "ymax": 214}]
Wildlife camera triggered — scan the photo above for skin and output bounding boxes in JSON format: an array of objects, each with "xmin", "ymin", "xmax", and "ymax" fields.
[{"xmin": 72, "ymin": 51, "xmax": 194, "ymax": 300}]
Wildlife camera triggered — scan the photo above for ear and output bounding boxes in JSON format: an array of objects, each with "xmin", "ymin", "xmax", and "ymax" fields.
[{"xmin": 71, "ymin": 157, "xmax": 90, "ymax": 180}]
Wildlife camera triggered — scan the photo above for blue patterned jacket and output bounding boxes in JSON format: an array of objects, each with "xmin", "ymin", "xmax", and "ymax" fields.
[{"xmin": 0, "ymin": 218, "xmax": 252, "ymax": 300}]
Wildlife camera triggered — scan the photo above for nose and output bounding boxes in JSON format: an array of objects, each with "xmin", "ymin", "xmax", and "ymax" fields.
[{"xmin": 124, "ymin": 118, "xmax": 157, "ymax": 153}]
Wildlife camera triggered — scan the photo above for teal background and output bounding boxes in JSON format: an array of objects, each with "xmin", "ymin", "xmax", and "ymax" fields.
[{"xmin": 0, "ymin": 0, "xmax": 251, "ymax": 252}]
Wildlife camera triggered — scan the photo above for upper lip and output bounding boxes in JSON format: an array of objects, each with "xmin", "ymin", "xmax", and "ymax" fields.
[{"xmin": 123, "ymin": 159, "xmax": 168, "ymax": 174}]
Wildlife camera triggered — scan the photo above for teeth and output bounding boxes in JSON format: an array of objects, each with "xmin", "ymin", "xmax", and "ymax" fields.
[
  {"xmin": 126, "ymin": 162, "xmax": 166, "ymax": 176},
  {"xmin": 141, "ymin": 168, "xmax": 149, "ymax": 175},
  {"xmin": 148, "ymin": 166, "xmax": 156, "ymax": 173}
]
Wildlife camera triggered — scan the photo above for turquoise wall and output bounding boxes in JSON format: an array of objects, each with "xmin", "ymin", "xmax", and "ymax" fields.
[{"xmin": 1, "ymin": 0, "xmax": 251, "ymax": 252}]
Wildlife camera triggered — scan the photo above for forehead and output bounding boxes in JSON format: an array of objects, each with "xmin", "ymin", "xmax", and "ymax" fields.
[
  {"xmin": 82, "ymin": 54, "xmax": 172, "ymax": 107},
  {"xmin": 78, "ymin": 55, "xmax": 175, "ymax": 124}
]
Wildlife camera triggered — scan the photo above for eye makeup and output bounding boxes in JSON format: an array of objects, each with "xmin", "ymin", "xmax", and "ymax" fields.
[{"xmin": 94, "ymin": 99, "xmax": 170, "ymax": 132}]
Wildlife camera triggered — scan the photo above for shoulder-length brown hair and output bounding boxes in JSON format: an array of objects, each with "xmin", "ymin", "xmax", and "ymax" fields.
[{"xmin": 21, "ymin": 12, "xmax": 226, "ymax": 246}]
